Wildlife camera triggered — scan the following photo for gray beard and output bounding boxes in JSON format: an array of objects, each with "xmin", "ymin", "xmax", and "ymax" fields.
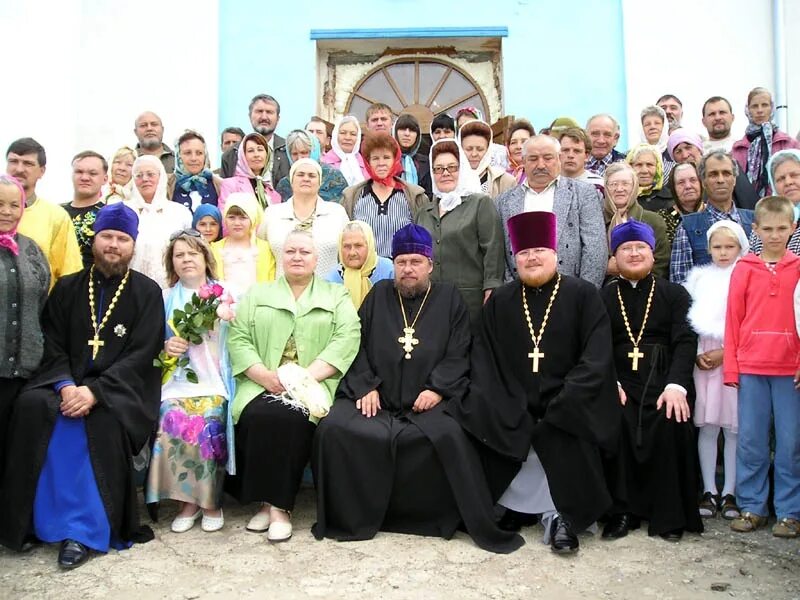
[
  {"xmin": 139, "ymin": 137, "xmax": 161, "ymax": 151},
  {"xmin": 254, "ymin": 125, "xmax": 275, "ymax": 137}
]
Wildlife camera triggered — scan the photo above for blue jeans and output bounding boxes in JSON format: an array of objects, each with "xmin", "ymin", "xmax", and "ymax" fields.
[{"xmin": 737, "ymin": 375, "xmax": 800, "ymax": 519}]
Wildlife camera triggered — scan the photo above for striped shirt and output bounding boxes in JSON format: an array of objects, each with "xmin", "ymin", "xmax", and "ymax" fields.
[{"xmin": 353, "ymin": 183, "xmax": 413, "ymax": 258}]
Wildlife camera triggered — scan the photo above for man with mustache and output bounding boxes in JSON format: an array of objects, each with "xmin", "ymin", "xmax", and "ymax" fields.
[
  {"xmin": 585, "ymin": 114, "xmax": 626, "ymax": 176},
  {"xmin": 220, "ymin": 94, "xmax": 289, "ymax": 183},
  {"xmin": 133, "ymin": 111, "xmax": 174, "ymax": 173},
  {"xmin": 702, "ymin": 96, "xmax": 736, "ymax": 153},
  {"xmin": 495, "ymin": 135, "xmax": 607, "ymax": 288},
  {"xmin": 657, "ymin": 94, "xmax": 684, "ymax": 133},
  {"xmin": 0, "ymin": 203, "xmax": 164, "ymax": 570}
]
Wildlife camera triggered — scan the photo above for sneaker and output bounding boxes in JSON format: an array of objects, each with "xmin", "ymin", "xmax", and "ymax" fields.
[
  {"xmin": 719, "ymin": 495, "xmax": 740, "ymax": 520},
  {"xmin": 730, "ymin": 511, "xmax": 767, "ymax": 533},
  {"xmin": 772, "ymin": 518, "xmax": 800, "ymax": 538},
  {"xmin": 698, "ymin": 492, "xmax": 718, "ymax": 518}
]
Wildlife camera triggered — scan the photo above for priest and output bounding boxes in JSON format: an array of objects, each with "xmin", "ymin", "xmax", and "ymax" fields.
[
  {"xmin": 0, "ymin": 203, "xmax": 164, "ymax": 569},
  {"xmin": 600, "ymin": 220, "xmax": 702, "ymax": 541},
  {"xmin": 448, "ymin": 211, "xmax": 621, "ymax": 554},
  {"xmin": 312, "ymin": 224, "xmax": 523, "ymax": 554}
]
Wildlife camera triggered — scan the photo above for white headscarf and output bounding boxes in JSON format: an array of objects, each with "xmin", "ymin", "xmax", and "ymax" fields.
[
  {"xmin": 331, "ymin": 115, "xmax": 366, "ymax": 187},
  {"xmin": 126, "ymin": 155, "xmax": 169, "ymax": 212},
  {"xmin": 706, "ymin": 220, "xmax": 750, "ymax": 257},
  {"xmin": 638, "ymin": 106, "xmax": 670, "ymax": 155},
  {"xmin": 457, "ymin": 120, "xmax": 494, "ymax": 194},
  {"xmin": 429, "ymin": 138, "xmax": 480, "ymax": 213}
]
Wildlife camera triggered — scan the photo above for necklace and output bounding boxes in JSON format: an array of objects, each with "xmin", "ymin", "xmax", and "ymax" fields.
[
  {"xmin": 616, "ymin": 277, "xmax": 655, "ymax": 371},
  {"xmin": 87, "ymin": 266, "xmax": 130, "ymax": 360},
  {"xmin": 397, "ymin": 284, "xmax": 432, "ymax": 359},
  {"xmin": 521, "ymin": 275, "xmax": 561, "ymax": 373}
]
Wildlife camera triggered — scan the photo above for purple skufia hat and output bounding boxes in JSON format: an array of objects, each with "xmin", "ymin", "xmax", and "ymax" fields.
[
  {"xmin": 391, "ymin": 223, "xmax": 433, "ymax": 259},
  {"xmin": 508, "ymin": 211, "xmax": 557, "ymax": 254},
  {"xmin": 610, "ymin": 219, "xmax": 656, "ymax": 254},
  {"xmin": 93, "ymin": 203, "xmax": 139, "ymax": 240}
]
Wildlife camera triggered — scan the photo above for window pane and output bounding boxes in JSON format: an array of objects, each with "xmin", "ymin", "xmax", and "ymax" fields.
[
  {"xmin": 347, "ymin": 96, "xmax": 371, "ymax": 123},
  {"xmin": 431, "ymin": 70, "xmax": 478, "ymax": 114},
  {"xmin": 358, "ymin": 72, "xmax": 403, "ymax": 112},
  {"xmin": 385, "ymin": 63, "xmax": 415, "ymax": 105},
  {"xmin": 418, "ymin": 63, "xmax": 448, "ymax": 105},
  {"xmin": 450, "ymin": 96, "xmax": 488, "ymax": 121}
]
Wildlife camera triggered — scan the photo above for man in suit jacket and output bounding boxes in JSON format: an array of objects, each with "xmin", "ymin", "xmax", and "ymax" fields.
[
  {"xmin": 495, "ymin": 135, "xmax": 607, "ymax": 288},
  {"xmin": 220, "ymin": 94, "xmax": 289, "ymax": 184}
]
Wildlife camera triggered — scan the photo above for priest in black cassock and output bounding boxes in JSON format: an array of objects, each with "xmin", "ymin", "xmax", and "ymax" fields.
[
  {"xmin": 312, "ymin": 223, "xmax": 523, "ymax": 554},
  {"xmin": 600, "ymin": 220, "xmax": 702, "ymax": 541},
  {"xmin": 448, "ymin": 211, "xmax": 621, "ymax": 554},
  {"xmin": 0, "ymin": 203, "xmax": 164, "ymax": 569}
]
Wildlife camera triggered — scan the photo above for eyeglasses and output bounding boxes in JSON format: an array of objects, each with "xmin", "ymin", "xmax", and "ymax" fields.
[
  {"xmin": 432, "ymin": 165, "xmax": 459, "ymax": 175},
  {"xmin": 170, "ymin": 228, "xmax": 202, "ymax": 241},
  {"xmin": 607, "ymin": 181, "xmax": 633, "ymax": 190},
  {"xmin": 134, "ymin": 171, "xmax": 160, "ymax": 180}
]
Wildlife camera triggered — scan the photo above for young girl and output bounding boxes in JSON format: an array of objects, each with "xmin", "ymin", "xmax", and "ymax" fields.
[
  {"xmin": 685, "ymin": 220, "xmax": 750, "ymax": 520},
  {"xmin": 210, "ymin": 192, "xmax": 275, "ymax": 300}
]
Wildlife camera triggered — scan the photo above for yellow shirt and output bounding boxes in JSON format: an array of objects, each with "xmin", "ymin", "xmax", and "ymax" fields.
[{"xmin": 18, "ymin": 197, "xmax": 83, "ymax": 289}]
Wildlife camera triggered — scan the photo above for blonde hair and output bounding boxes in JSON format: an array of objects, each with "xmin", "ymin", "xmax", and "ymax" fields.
[
  {"xmin": 708, "ymin": 227, "xmax": 740, "ymax": 246},
  {"xmin": 164, "ymin": 232, "xmax": 218, "ymax": 287},
  {"xmin": 754, "ymin": 195, "xmax": 795, "ymax": 225}
]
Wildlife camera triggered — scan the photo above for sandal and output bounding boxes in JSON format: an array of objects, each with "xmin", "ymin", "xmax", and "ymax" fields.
[
  {"xmin": 719, "ymin": 495, "xmax": 740, "ymax": 520},
  {"xmin": 730, "ymin": 511, "xmax": 767, "ymax": 533},
  {"xmin": 772, "ymin": 518, "xmax": 800, "ymax": 539},
  {"xmin": 698, "ymin": 492, "xmax": 718, "ymax": 518}
]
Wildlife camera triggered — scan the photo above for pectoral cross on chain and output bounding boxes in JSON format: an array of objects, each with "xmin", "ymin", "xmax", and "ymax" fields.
[
  {"xmin": 87, "ymin": 335, "xmax": 104, "ymax": 360},
  {"xmin": 398, "ymin": 327, "xmax": 419, "ymax": 359},
  {"xmin": 628, "ymin": 346, "xmax": 644, "ymax": 371},
  {"xmin": 528, "ymin": 348, "xmax": 545, "ymax": 373}
]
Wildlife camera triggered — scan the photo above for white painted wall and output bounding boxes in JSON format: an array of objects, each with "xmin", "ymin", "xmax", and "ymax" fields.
[{"xmin": 0, "ymin": 0, "xmax": 219, "ymax": 203}]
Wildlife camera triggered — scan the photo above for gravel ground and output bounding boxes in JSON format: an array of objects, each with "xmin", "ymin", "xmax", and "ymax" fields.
[{"xmin": 1, "ymin": 489, "xmax": 799, "ymax": 600}]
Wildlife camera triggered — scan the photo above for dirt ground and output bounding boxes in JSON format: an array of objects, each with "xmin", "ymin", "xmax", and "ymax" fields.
[{"xmin": 1, "ymin": 489, "xmax": 798, "ymax": 600}]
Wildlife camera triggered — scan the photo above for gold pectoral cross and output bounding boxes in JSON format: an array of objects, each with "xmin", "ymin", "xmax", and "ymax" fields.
[
  {"xmin": 398, "ymin": 327, "xmax": 419, "ymax": 359},
  {"xmin": 87, "ymin": 335, "xmax": 104, "ymax": 360},
  {"xmin": 628, "ymin": 346, "xmax": 644, "ymax": 371},
  {"xmin": 528, "ymin": 348, "xmax": 545, "ymax": 373}
]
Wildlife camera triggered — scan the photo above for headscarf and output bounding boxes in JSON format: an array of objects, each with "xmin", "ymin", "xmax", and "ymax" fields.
[
  {"xmin": 457, "ymin": 120, "xmax": 494, "ymax": 194},
  {"xmin": 745, "ymin": 95, "xmax": 778, "ymax": 197},
  {"xmin": 192, "ymin": 204, "xmax": 222, "ymax": 241},
  {"xmin": 222, "ymin": 192, "xmax": 261, "ymax": 244},
  {"xmin": 428, "ymin": 139, "xmax": 479, "ymax": 213},
  {"xmin": 174, "ymin": 134, "xmax": 214, "ymax": 194},
  {"xmin": 364, "ymin": 136, "xmax": 404, "ymax": 190},
  {"xmin": 285, "ymin": 129, "xmax": 322, "ymax": 165},
  {"xmin": 455, "ymin": 106, "xmax": 484, "ymax": 130},
  {"xmin": 235, "ymin": 132, "xmax": 274, "ymax": 209},
  {"xmin": 707, "ymin": 219, "xmax": 750, "ymax": 257},
  {"xmin": 638, "ymin": 106, "xmax": 670, "ymax": 154},
  {"xmin": 104, "ymin": 146, "xmax": 136, "ymax": 203},
  {"xmin": 338, "ymin": 220, "xmax": 378, "ymax": 308},
  {"xmin": 0, "ymin": 175, "xmax": 26, "ymax": 255},
  {"xmin": 128, "ymin": 155, "xmax": 169, "ymax": 212},
  {"xmin": 331, "ymin": 115, "xmax": 366, "ymax": 186},
  {"xmin": 666, "ymin": 129, "xmax": 703, "ymax": 162},
  {"xmin": 625, "ymin": 144, "xmax": 664, "ymax": 197},
  {"xmin": 393, "ymin": 114, "xmax": 422, "ymax": 186},
  {"xmin": 289, "ymin": 157, "xmax": 324, "ymax": 199}
]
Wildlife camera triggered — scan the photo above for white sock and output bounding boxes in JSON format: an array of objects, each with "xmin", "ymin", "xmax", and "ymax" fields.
[
  {"xmin": 697, "ymin": 425, "xmax": 721, "ymax": 495},
  {"xmin": 721, "ymin": 428, "xmax": 738, "ymax": 497}
]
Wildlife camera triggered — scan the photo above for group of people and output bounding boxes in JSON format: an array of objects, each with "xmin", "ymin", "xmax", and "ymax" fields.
[{"xmin": 1, "ymin": 86, "xmax": 799, "ymax": 571}]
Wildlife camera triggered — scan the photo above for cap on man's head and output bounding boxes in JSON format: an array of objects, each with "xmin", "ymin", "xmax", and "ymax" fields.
[
  {"xmin": 548, "ymin": 117, "xmax": 581, "ymax": 139},
  {"xmin": 666, "ymin": 128, "xmax": 702, "ymax": 161},
  {"xmin": 508, "ymin": 211, "xmax": 557, "ymax": 254},
  {"xmin": 93, "ymin": 203, "xmax": 139, "ymax": 240},
  {"xmin": 392, "ymin": 223, "xmax": 433, "ymax": 259},
  {"xmin": 610, "ymin": 219, "xmax": 655, "ymax": 255}
]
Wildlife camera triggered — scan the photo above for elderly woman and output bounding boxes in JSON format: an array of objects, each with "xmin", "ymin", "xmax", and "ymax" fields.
[
  {"xmin": 167, "ymin": 131, "xmax": 222, "ymax": 212},
  {"xmin": 455, "ymin": 106, "xmax": 508, "ymax": 169},
  {"xmin": 325, "ymin": 220, "xmax": 393, "ymax": 308},
  {"xmin": 276, "ymin": 130, "xmax": 347, "ymax": 203},
  {"xmin": 458, "ymin": 120, "xmax": 517, "ymax": 199},
  {"xmin": 124, "ymin": 156, "xmax": 193, "ymax": 288},
  {"xmin": 732, "ymin": 87, "xmax": 800, "ymax": 198},
  {"xmin": 219, "ymin": 133, "xmax": 281, "ymax": 216},
  {"xmin": 192, "ymin": 204, "xmax": 222, "ymax": 243},
  {"xmin": 227, "ymin": 229, "xmax": 360, "ymax": 542},
  {"xmin": 505, "ymin": 119, "xmax": 536, "ymax": 184},
  {"xmin": 341, "ymin": 133, "xmax": 428, "ymax": 258},
  {"xmin": 393, "ymin": 114, "xmax": 432, "ymax": 197},
  {"xmin": 261, "ymin": 158, "xmax": 348, "ymax": 277},
  {"xmin": 103, "ymin": 147, "xmax": 136, "ymax": 204},
  {"xmin": 603, "ymin": 162, "xmax": 670, "ymax": 279},
  {"xmin": 626, "ymin": 143, "xmax": 673, "ymax": 212},
  {"xmin": 658, "ymin": 162, "xmax": 705, "ymax": 244},
  {"xmin": 639, "ymin": 106, "xmax": 675, "ymax": 179},
  {"xmin": 749, "ymin": 150, "xmax": 800, "ymax": 254},
  {"xmin": 415, "ymin": 139, "xmax": 505, "ymax": 327},
  {"xmin": 0, "ymin": 175, "xmax": 50, "ymax": 459},
  {"xmin": 321, "ymin": 115, "xmax": 369, "ymax": 186},
  {"xmin": 146, "ymin": 231, "xmax": 231, "ymax": 533}
]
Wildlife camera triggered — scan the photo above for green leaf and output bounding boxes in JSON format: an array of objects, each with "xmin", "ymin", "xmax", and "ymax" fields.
[
  {"xmin": 178, "ymin": 472, "xmax": 188, "ymax": 482},
  {"xmin": 182, "ymin": 459, "xmax": 196, "ymax": 469},
  {"xmin": 186, "ymin": 370, "xmax": 199, "ymax": 384},
  {"xmin": 168, "ymin": 446, "xmax": 176, "ymax": 459},
  {"xmin": 173, "ymin": 309, "xmax": 185, "ymax": 321},
  {"xmin": 194, "ymin": 465, "xmax": 205, "ymax": 481},
  {"xmin": 152, "ymin": 358, "xmax": 162, "ymax": 368},
  {"xmin": 170, "ymin": 461, "xmax": 177, "ymax": 475}
]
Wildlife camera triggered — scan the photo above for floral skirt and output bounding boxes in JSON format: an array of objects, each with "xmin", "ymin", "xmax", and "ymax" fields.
[{"xmin": 146, "ymin": 395, "xmax": 228, "ymax": 510}]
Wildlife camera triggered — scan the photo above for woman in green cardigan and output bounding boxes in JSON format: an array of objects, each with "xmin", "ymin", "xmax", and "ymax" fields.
[{"xmin": 226, "ymin": 229, "xmax": 361, "ymax": 542}]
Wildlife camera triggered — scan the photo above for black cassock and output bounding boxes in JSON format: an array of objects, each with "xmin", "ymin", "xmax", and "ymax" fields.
[
  {"xmin": 312, "ymin": 280, "xmax": 523, "ymax": 554},
  {"xmin": 448, "ymin": 275, "xmax": 621, "ymax": 532},
  {"xmin": 600, "ymin": 275, "xmax": 703, "ymax": 536},
  {"xmin": 0, "ymin": 268, "xmax": 164, "ymax": 550}
]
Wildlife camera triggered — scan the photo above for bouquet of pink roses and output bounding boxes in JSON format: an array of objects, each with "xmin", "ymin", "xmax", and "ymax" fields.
[{"xmin": 154, "ymin": 282, "xmax": 235, "ymax": 384}]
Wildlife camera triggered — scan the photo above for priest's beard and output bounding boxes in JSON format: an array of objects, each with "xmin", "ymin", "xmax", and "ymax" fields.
[
  {"xmin": 520, "ymin": 270, "xmax": 556, "ymax": 288},
  {"xmin": 396, "ymin": 279, "xmax": 430, "ymax": 299},
  {"xmin": 93, "ymin": 246, "xmax": 133, "ymax": 277}
]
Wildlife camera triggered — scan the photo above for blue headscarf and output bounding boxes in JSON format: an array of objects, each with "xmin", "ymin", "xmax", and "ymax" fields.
[
  {"xmin": 175, "ymin": 133, "xmax": 215, "ymax": 193},
  {"xmin": 192, "ymin": 204, "xmax": 222, "ymax": 240},
  {"xmin": 285, "ymin": 129, "xmax": 322, "ymax": 165}
]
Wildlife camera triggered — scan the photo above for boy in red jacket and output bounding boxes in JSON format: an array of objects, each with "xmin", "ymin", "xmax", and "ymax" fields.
[{"xmin": 724, "ymin": 195, "xmax": 800, "ymax": 538}]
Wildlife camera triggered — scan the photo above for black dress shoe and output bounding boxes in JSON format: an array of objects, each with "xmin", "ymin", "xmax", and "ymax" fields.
[
  {"xmin": 498, "ymin": 509, "xmax": 539, "ymax": 532},
  {"xmin": 659, "ymin": 528, "xmax": 683, "ymax": 542},
  {"xmin": 602, "ymin": 513, "xmax": 641, "ymax": 539},
  {"xmin": 550, "ymin": 515, "xmax": 579, "ymax": 554},
  {"xmin": 58, "ymin": 539, "xmax": 91, "ymax": 569}
]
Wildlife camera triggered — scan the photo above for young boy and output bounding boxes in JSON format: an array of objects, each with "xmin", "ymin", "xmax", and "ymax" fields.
[{"xmin": 723, "ymin": 195, "xmax": 800, "ymax": 538}]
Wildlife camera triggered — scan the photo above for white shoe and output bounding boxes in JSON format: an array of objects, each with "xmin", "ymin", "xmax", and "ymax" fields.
[
  {"xmin": 246, "ymin": 510, "xmax": 271, "ymax": 532},
  {"xmin": 201, "ymin": 510, "xmax": 224, "ymax": 532},
  {"xmin": 171, "ymin": 509, "xmax": 201, "ymax": 533},
  {"xmin": 267, "ymin": 519, "xmax": 292, "ymax": 542}
]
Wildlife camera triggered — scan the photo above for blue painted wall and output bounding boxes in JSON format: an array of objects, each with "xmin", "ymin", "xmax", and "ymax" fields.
[{"xmin": 219, "ymin": 0, "xmax": 627, "ymax": 141}]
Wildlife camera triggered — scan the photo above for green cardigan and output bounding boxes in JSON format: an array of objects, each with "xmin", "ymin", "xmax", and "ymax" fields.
[{"xmin": 227, "ymin": 276, "xmax": 361, "ymax": 423}]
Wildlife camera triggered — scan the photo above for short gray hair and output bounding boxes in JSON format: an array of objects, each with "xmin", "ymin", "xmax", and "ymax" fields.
[
  {"xmin": 522, "ymin": 134, "xmax": 560, "ymax": 158},
  {"xmin": 285, "ymin": 129, "xmax": 313, "ymax": 154},
  {"xmin": 640, "ymin": 105, "xmax": 665, "ymax": 123},
  {"xmin": 698, "ymin": 149, "xmax": 739, "ymax": 180},
  {"xmin": 586, "ymin": 113, "xmax": 620, "ymax": 134},
  {"xmin": 769, "ymin": 151, "xmax": 800, "ymax": 181}
]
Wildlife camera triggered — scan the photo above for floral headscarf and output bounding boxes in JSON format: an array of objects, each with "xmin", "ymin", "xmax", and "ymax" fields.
[
  {"xmin": 338, "ymin": 220, "xmax": 378, "ymax": 308},
  {"xmin": 174, "ymin": 133, "xmax": 214, "ymax": 194},
  {"xmin": 0, "ymin": 175, "xmax": 26, "ymax": 255},
  {"xmin": 331, "ymin": 115, "xmax": 366, "ymax": 187},
  {"xmin": 235, "ymin": 133, "xmax": 274, "ymax": 209},
  {"xmin": 625, "ymin": 144, "xmax": 664, "ymax": 197}
]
